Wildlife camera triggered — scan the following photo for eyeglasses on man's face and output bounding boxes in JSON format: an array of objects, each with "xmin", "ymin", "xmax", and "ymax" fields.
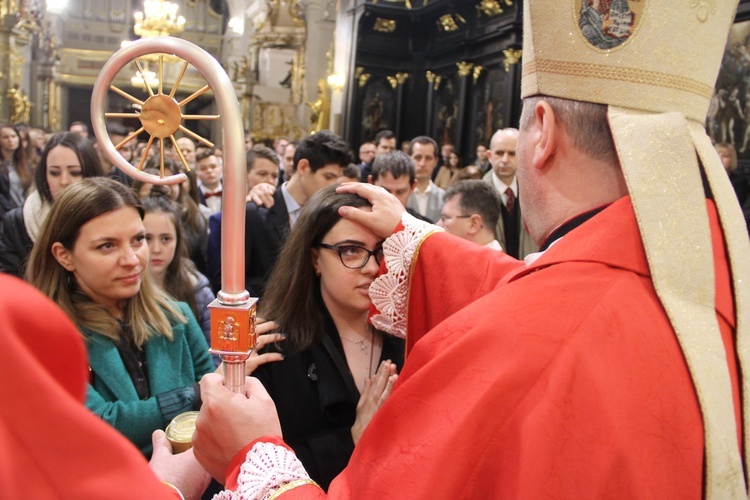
[{"xmin": 318, "ymin": 243, "xmax": 384, "ymax": 269}]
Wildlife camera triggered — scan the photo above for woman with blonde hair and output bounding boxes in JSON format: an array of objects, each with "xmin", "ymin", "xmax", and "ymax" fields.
[{"xmin": 27, "ymin": 177, "xmax": 214, "ymax": 456}]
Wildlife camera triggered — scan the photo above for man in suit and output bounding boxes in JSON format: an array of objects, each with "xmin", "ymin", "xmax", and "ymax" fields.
[
  {"xmin": 406, "ymin": 135, "xmax": 444, "ymax": 223},
  {"xmin": 474, "ymin": 144, "xmax": 490, "ymax": 173},
  {"xmin": 483, "ymin": 128, "xmax": 537, "ymax": 259},
  {"xmin": 196, "ymin": 149, "xmax": 223, "ymax": 214},
  {"xmin": 438, "ymin": 180, "xmax": 503, "ymax": 250},
  {"xmin": 356, "ymin": 141, "xmax": 376, "ymax": 178},
  {"xmin": 233, "ymin": 131, "xmax": 352, "ymax": 298},
  {"xmin": 360, "ymin": 130, "xmax": 396, "ymax": 182},
  {"xmin": 369, "ymin": 150, "xmax": 431, "ymax": 223},
  {"xmin": 208, "ymin": 146, "xmax": 281, "ymax": 292}
]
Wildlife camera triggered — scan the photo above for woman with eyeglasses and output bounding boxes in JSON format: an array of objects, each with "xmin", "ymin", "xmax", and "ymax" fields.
[{"xmin": 254, "ymin": 184, "xmax": 403, "ymax": 491}]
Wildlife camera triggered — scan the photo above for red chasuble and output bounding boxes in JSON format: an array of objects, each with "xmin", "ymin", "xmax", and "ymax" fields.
[{"xmin": 274, "ymin": 197, "xmax": 739, "ymax": 499}]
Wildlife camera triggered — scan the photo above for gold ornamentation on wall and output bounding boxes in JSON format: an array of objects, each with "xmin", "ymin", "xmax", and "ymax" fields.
[
  {"xmin": 291, "ymin": 50, "xmax": 305, "ymax": 105},
  {"xmin": 387, "ymin": 73, "xmax": 409, "ymax": 89},
  {"xmin": 355, "ymin": 67, "xmax": 372, "ymax": 88},
  {"xmin": 8, "ymin": 84, "xmax": 31, "ymax": 124},
  {"xmin": 438, "ymin": 14, "xmax": 466, "ymax": 32},
  {"xmin": 48, "ymin": 78, "xmax": 60, "ymax": 132},
  {"xmin": 476, "ymin": 0, "xmax": 507, "ymax": 17},
  {"xmin": 9, "ymin": 46, "xmax": 23, "ymax": 86},
  {"xmin": 252, "ymin": 32, "xmax": 296, "ymax": 47},
  {"xmin": 251, "ymin": 102, "xmax": 307, "ymax": 142},
  {"xmin": 426, "ymin": 71, "xmax": 441, "ymax": 91},
  {"xmin": 307, "ymin": 79, "xmax": 330, "ymax": 133},
  {"xmin": 502, "ymin": 48, "xmax": 522, "ymax": 72},
  {"xmin": 0, "ymin": 0, "xmax": 17, "ymax": 18},
  {"xmin": 289, "ymin": 0, "xmax": 305, "ymax": 27},
  {"xmin": 457, "ymin": 61, "xmax": 474, "ymax": 77},
  {"xmin": 374, "ymin": 18, "xmax": 397, "ymax": 33},
  {"xmin": 472, "ymin": 65, "xmax": 484, "ymax": 84},
  {"xmin": 373, "ymin": 0, "xmax": 413, "ymax": 8}
]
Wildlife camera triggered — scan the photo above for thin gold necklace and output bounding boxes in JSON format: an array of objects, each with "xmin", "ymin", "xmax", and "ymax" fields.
[{"xmin": 340, "ymin": 334, "xmax": 371, "ymax": 355}]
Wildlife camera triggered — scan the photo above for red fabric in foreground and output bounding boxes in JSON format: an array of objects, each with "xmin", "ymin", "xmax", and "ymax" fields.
[
  {"xmin": 0, "ymin": 275, "xmax": 178, "ymax": 499},
  {"xmin": 319, "ymin": 197, "xmax": 739, "ymax": 498}
]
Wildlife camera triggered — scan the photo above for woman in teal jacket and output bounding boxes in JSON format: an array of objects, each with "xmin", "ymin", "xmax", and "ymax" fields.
[{"xmin": 27, "ymin": 178, "xmax": 214, "ymax": 456}]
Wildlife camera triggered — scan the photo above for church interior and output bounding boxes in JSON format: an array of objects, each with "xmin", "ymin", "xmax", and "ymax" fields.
[{"xmin": 1, "ymin": 0, "xmax": 750, "ymax": 164}]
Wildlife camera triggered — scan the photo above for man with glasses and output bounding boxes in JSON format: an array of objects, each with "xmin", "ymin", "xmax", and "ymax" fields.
[{"xmin": 437, "ymin": 180, "xmax": 503, "ymax": 250}]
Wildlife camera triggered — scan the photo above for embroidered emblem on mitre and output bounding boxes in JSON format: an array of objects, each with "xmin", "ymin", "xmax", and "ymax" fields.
[
  {"xmin": 523, "ymin": 1, "xmax": 732, "ymax": 122},
  {"xmin": 574, "ymin": 0, "xmax": 640, "ymax": 50}
]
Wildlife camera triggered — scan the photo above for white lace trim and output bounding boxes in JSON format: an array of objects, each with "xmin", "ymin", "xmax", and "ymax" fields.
[
  {"xmin": 370, "ymin": 212, "xmax": 442, "ymax": 338},
  {"xmin": 212, "ymin": 442, "xmax": 311, "ymax": 500}
]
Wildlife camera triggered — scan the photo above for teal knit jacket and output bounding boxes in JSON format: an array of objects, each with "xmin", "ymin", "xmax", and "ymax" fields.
[{"xmin": 84, "ymin": 302, "xmax": 214, "ymax": 456}]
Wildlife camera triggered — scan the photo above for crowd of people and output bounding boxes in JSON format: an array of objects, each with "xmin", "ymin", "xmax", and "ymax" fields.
[{"xmin": 2, "ymin": 0, "xmax": 750, "ymax": 497}]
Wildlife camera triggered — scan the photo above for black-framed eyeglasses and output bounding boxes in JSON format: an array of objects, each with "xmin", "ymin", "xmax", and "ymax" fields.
[
  {"xmin": 318, "ymin": 243, "xmax": 384, "ymax": 269},
  {"xmin": 439, "ymin": 214, "xmax": 472, "ymax": 222}
]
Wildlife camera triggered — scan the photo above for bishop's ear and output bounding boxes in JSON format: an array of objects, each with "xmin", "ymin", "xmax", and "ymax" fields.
[
  {"xmin": 532, "ymin": 100, "xmax": 558, "ymax": 170},
  {"xmin": 51, "ymin": 242, "xmax": 75, "ymax": 272}
]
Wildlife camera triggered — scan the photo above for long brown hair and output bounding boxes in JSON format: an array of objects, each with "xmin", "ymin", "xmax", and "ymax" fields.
[
  {"xmin": 27, "ymin": 177, "xmax": 184, "ymax": 346},
  {"xmin": 0, "ymin": 123, "xmax": 31, "ymax": 190},
  {"xmin": 141, "ymin": 193, "xmax": 200, "ymax": 319},
  {"xmin": 34, "ymin": 131, "xmax": 103, "ymax": 203},
  {"xmin": 261, "ymin": 184, "xmax": 373, "ymax": 353}
]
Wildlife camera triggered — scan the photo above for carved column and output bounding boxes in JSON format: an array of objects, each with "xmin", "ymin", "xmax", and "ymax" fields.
[
  {"xmin": 455, "ymin": 61, "xmax": 474, "ymax": 152},
  {"xmin": 425, "ymin": 71, "xmax": 439, "ymax": 139},
  {"xmin": 298, "ymin": 0, "xmax": 335, "ymax": 129}
]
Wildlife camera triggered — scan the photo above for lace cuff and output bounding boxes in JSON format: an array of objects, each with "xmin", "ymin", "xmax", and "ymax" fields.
[
  {"xmin": 370, "ymin": 212, "xmax": 442, "ymax": 338},
  {"xmin": 214, "ymin": 441, "xmax": 317, "ymax": 500}
]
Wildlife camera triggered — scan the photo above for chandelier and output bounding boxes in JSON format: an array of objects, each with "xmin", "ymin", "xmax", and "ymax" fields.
[
  {"xmin": 131, "ymin": 65, "xmax": 159, "ymax": 89},
  {"xmin": 134, "ymin": 0, "xmax": 186, "ymax": 38}
]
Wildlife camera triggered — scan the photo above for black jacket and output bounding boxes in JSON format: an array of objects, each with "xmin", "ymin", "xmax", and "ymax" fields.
[
  {"xmin": 253, "ymin": 310, "xmax": 405, "ymax": 490},
  {"xmin": 0, "ymin": 170, "xmax": 18, "ymax": 221},
  {"xmin": 243, "ymin": 189, "xmax": 291, "ymax": 298},
  {"xmin": 0, "ymin": 206, "xmax": 32, "ymax": 278}
]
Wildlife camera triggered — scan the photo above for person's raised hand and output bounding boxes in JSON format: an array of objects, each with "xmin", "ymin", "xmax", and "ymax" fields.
[
  {"xmin": 149, "ymin": 429, "xmax": 212, "ymax": 500},
  {"xmin": 351, "ymin": 360, "xmax": 398, "ymax": 444},
  {"xmin": 247, "ymin": 182, "xmax": 277, "ymax": 207},
  {"xmin": 336, "ymin": 183, "xmax": 406, "ymax": 239},
  {"xmin": 245, "ymin": 319, "xmax": 285, "ymax": 375},
  {"xmin": 193, "ymin": 374, "xmax": 282, "ymax": 482}
]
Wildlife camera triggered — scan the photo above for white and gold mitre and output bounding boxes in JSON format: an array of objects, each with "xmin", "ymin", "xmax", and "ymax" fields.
[
  {"xmin": 521, "ymin": 1, "xmax": 734, "ymax": 122},
  {"xmin": 521, "ymin": 2, "xmax": 750, "ymax": 499}
]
